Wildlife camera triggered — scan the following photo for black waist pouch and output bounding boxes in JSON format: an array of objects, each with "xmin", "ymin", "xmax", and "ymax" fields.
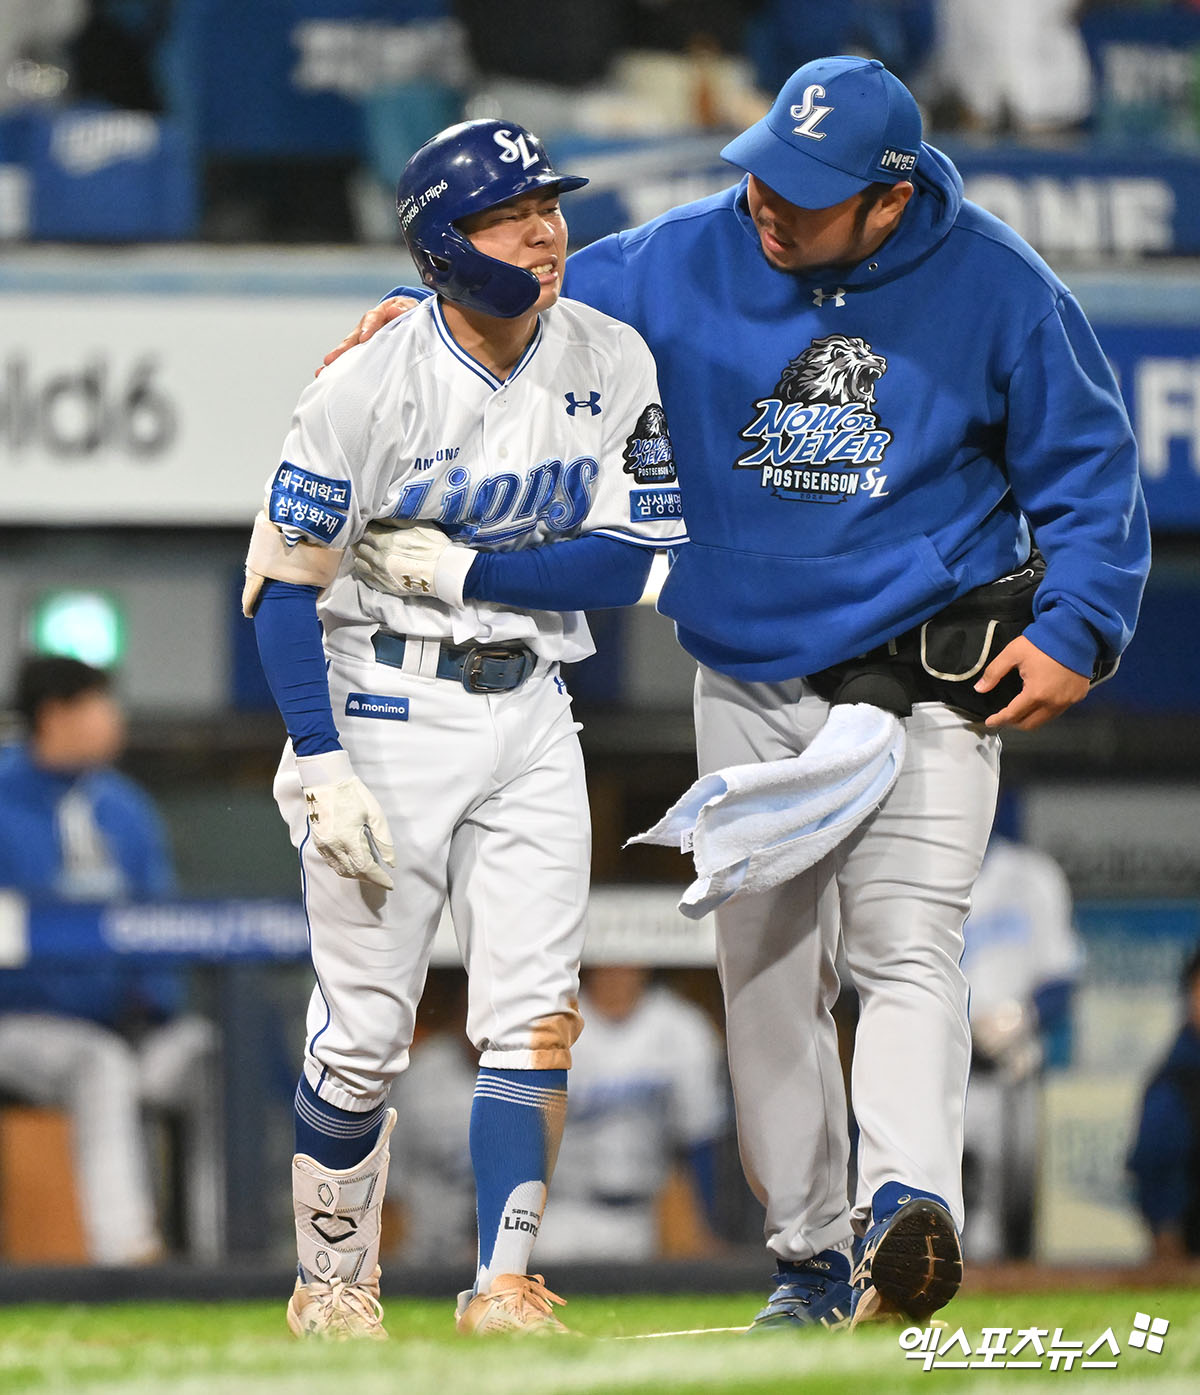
[{"xmin": 808, "ymin": 551, "xmax": 1046, "ymax": 720}]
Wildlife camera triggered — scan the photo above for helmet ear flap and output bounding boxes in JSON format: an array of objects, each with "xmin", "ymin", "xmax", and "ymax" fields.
[{"xmin": 437, "ymin": 224, "xmax": 541, "ymax": 318}]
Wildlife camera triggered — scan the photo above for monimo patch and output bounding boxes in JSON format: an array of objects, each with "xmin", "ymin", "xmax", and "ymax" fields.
[{"xmin": 345, "ymin": 692, "xmax": 410, "ymax": 721}]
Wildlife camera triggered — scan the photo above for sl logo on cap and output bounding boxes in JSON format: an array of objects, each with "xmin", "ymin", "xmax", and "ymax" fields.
[{"xmin": 790, "ymin": 84, "xmax": 832, "ymax": 140}]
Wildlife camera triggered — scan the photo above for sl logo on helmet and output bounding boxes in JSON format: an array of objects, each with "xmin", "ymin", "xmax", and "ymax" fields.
[{"xmin": 493, "ymin": 129, "xmax": 541, "ymax": 170}]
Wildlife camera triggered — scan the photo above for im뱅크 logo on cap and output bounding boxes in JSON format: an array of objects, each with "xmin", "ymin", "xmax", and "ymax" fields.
[{"xmin": 879, "ymin": 148, "xmax": 917, "ymax": 174}]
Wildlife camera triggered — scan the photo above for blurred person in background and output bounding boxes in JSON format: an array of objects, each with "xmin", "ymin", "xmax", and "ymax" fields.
[
  {"xmin": 1127, "ymin": 941, "xmax": 1200, "ymax": 1262},
  {"xmin": 744, "ymin": 1, "xmax": 936, "ymax": 100},
  {"xmin": 533, "ymin": 964, "xmax": 727, "ymax": 1263},
  {"xmin": 387, "ymin": 966, "xmax": 727, "ymax": 1265},
  {"xmin": 959, "ymin": 800, "xmax": 1084, "ymax": 1262},
  {"xmin": 928, "ymin": 0, "xmax": 1093, "ymax": 137},
  {"xmin": 385, "ymin": 971, "xmax": 479, "ymax": 1269},
  {"xmin": 456, "ymin": 0, "xmax": 763, "ymax": 140},
  {"xmin": 455, "ymin": 0, "xmax": 625, "ymax": 138},
  {"xmin": 0, "ymin": 656, "xmax": 219, "ymax": 1265},
  {"xmin": 0, "ymin": 0, "xmax": 86, "ymax": 109},
  {"xmin": 65, "ymin": 0, "xmax": 171, "ymax": 113}
]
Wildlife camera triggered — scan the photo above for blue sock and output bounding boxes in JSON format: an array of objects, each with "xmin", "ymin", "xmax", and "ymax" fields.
[
  {"xmin": 470, "ymin": 1067, "xmax": 567, "ymax": 1291},
  {"xmin": 293, "ymin": 1074, "xmax": 386, "ymax": 1171}
]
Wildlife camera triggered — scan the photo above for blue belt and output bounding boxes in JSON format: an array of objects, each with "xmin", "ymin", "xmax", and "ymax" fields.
[{"xmin": 371, "ymin": 631, "xmax": 536, "ymax": 694}]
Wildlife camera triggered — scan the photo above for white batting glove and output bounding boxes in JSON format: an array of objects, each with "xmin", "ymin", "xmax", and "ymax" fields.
[
  {"xmin": 294, "ymin": 750, "xmax": 396, "ymax": 890},
  {"xmin": 352, "ymin": 520, "xmax": 476, "ymax": 607}
]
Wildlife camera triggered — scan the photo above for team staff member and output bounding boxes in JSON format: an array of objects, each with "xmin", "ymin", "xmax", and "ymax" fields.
[
  {"xmin": 332, "ymin": 57, "xmax": 1149, "ymax": 1330},
  {"xmin": 0, "ymin": 657, "xmax": 217, "ymax": 1266},
  {"xmin": 246, "ymin": 119, "xmax": 685, "ymax": 1340}
]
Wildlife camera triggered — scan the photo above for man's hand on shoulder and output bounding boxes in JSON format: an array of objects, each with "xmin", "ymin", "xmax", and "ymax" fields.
[
  {"xmin": 316, "ymin": 296, "xmax": 420, "ymax": 376},
  {"xmin": 976, "ymin": 636, "xmax": 1091, "ymax": 731}
]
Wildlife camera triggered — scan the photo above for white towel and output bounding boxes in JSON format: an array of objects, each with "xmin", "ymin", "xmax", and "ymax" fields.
[{"xmin": 628, "ymin": 704, "xmax": 906, "ymax": 919}]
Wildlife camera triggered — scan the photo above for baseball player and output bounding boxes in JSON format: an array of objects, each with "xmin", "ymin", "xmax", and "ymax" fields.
[
  {"xmin": 244, "ymin": 118, "xmax": 686, "ymax": 1339},
  {"xmin": 388, "ymin": 967, "xmax": 727, "ymax": 1266},
  {"xmin": 529, "ymin": 965, "xmax": 727, "ymax": 1263},
  {"xmin": 329, "ymin": 57, "xmax": 1150, "ymax": 1331},
  {"xmin": 960, "ymin": 829, "xmax": 1083, "ymax": 1260}
]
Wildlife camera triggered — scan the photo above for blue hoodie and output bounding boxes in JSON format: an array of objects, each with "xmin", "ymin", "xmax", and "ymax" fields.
[
  {"xmin": 0, "ymin": 743, "xmax": 179, "ymax": 1027},
  {"xmin": 564, "ymin": 148, "xmax": 1150, "ymax": 681}
]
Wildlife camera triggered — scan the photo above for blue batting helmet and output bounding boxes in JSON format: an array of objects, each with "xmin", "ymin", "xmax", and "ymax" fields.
[{"xmin": 397, "ymin": 119, "xmax": 588, "ymax": 319}]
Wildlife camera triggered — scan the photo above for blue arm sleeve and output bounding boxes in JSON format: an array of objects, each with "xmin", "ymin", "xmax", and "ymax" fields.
[
  {"xmin": 252, "ymin": 580, "xmax": 341, "ymax": 757},
  {"xmin": 385, "ymin": 285, "xmax": 433, "ymax": 301},
  {"xmin": 463, "ymin": 534, "xmax": 653, "ymax": 611}
]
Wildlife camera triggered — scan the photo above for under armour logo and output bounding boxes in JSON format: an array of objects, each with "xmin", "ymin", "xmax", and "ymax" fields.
[
  {"xmin": 553, "ymin": 677, "xmax": 567, "ymax": 695},
  {"xmin": 565, "ymin": 391, "xmax": 601, "ymax": 416},
  {"xmin": 305, "ymin": 792, "xmax": 320, "ymax": 823},
  {"xmin": 401, "ymin": 574, "xmax": 430, "ymax": 592},
  {"xmin": 812, "ymin": 287, "xmax": 846, "ymax": 308}
]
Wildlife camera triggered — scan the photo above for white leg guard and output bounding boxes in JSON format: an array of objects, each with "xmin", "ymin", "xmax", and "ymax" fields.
[{"xmin": 292, "ymin": 1109, "xmax": 396, "ymax": 1284}]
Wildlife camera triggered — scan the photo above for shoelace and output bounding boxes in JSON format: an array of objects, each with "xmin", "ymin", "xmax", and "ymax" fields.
[
  {"xmin": 308, "ymin": 1276, "xmax": 384, "ymax": 1331},
  {"xmin": 494, "ymin": 1274, "xmax": 567, "ymax": 1320},
  {"xmin": 770, "ymin": 1272, "xmax": 831, "ymax": 1311}
]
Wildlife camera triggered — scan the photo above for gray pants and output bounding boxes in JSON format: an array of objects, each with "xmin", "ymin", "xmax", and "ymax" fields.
[{"xmin": 695, "ymin": 667, "xmax": 999, "ymax": 1263}]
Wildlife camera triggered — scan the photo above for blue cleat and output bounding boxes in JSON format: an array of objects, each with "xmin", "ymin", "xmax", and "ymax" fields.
[
  {"xmin": 746, "ymin": 1249, "xmax": 857, "ymax": 1332},
  {"xmin": 850, "ymin": 1184, "xmax": 963, "ymax": 1324}
]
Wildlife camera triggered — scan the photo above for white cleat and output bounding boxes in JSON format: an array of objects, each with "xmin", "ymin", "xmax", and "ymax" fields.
[
  {"xmin": 286, "ymin": 1265, "xmax": 387, "ymax": 1341},
  {"xmin": 455, "ymin": 1273, "xmax": 571, "ymax": 1336}
]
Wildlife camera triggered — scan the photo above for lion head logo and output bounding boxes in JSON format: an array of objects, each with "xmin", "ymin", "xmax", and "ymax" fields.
[
  {"xmin": 774, "ymin": 334, "xmax": 887, "ymax": 408},
  {"xmin": 637, "ymin": 403, "xmax": 668, "ymax": 437}
]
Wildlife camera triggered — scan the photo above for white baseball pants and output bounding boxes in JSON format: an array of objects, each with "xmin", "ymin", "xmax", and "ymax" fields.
[{"xmin": 275, "ymin": 645, "xmax": 590, "ymax": 1111}]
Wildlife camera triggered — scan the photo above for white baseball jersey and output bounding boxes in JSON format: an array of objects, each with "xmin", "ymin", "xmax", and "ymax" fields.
[
  {"xmin": 267, "ymin": 294, "xmax": 687, "ymax": 666},
  {"xmin": 961, "ymin": 836, "xmax": 1082, "ymax": 1015},
  {"xmin": 539, "ymin": 986, "xmax": 726, "ymax": 1261}
]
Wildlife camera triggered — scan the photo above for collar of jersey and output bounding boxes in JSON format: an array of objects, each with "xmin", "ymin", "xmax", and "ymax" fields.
[{"xmin": 431, "ymin": 299, "xmax": 543, "ymax": 391}]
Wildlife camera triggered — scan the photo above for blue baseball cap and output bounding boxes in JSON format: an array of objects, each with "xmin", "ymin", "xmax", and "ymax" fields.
[{"xmin": 722, "ymin": 56, "xmax": 921, "ymax": 210}]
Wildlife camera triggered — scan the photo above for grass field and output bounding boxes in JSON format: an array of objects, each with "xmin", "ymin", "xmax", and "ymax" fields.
[{"xmin": 1, "ymin": 1287, "xmax": 1197, "ymax": 1394}]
